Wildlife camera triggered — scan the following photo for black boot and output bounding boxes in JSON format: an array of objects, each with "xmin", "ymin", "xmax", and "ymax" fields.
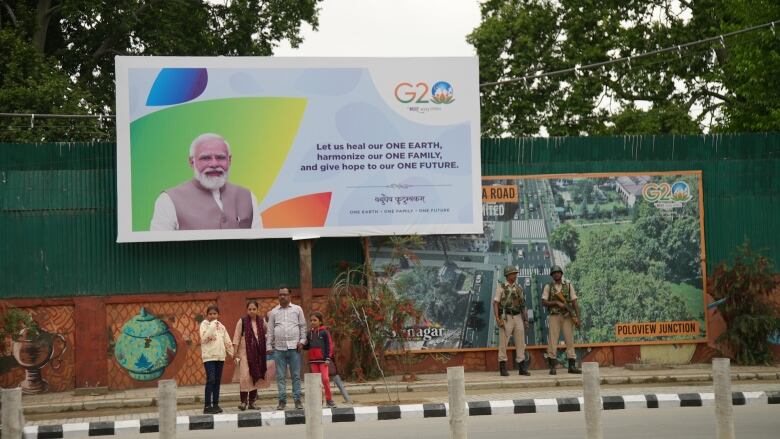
[
  {"xmin": 568, "ymin": 359, "xmax": 582, "ymax": 374},
  {"xmin": 547, "ymin": 357, "xmax": 557, "ymax": 375},
  {"xmin": 499, "ymin": 361, "xmax": 509, "ymax": 376},
  {"xmin": 518, "ymin": 361, "xmax": 530, "ymax": 376}
]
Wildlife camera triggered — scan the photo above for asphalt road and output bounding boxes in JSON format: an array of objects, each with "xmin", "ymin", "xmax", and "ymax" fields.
[{"xmin": 181, "ymin": 405, "xmax": 780, "ymax": 438}]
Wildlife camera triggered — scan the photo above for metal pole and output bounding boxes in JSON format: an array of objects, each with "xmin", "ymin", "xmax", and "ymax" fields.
[
  {"xmin": 158, "ymin": 379, "xmax": 177, "ymax": 439},
  {"xmin": 713, "ymin": 358, "xmax": 735, "ymax": 439},
  {"xmin": 582, "ymin": 362, "xmax": 603, "ymax": 439},
  {"xmin": 1, "ymin": 387, "xmax": 24, "ymax": 439},
  {"xmin": 305, "ymin": 373, "xmax": 324, "ymax": 439},
  {"xmin": 447, "ymin": 366, "xmax": 468, "ymax": 439}
]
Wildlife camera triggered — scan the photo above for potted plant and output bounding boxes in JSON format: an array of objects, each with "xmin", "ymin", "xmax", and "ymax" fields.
[
  {"xmin": 327, "ymin": 236, "xmax": 423, "ymax": 401},
  {"xmin": 1, "ymin": 304, "xmax": 39, "ymax": 355},
  {"xmin": 709, "ymin": 240, "xmax": 780, "ymax": 365}
]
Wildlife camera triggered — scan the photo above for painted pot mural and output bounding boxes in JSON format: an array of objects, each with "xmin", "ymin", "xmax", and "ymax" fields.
[
  {"xmin": 114, "ymin": 307, "xmax": 177, "ymax": 381},
  {"xmin": 12, "ymin": 328, "xmax": 68, "ymax": 394}
]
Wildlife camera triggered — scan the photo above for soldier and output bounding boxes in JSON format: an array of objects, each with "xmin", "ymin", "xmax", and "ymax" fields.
[
  {"xmin": 541, "ymin": 265, "xmax": 581, "ymax": 375},
  {"xmin": 493, "ymin": 265, "xmax": 530, "ymax": 376}
]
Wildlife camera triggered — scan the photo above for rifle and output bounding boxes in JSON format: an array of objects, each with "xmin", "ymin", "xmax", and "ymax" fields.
[{"xmin": 553, "ymin": 291, "xmax": 581, "ymax": 329}]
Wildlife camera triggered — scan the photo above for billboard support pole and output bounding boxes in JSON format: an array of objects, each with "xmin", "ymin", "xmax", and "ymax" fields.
[
  {"xmin": 362, "ymin": 237, "xmax": 374, "ymax": 291},
  {"xmin": 297, "ymin": 239, "xmax": 315, "ymax": 318}
]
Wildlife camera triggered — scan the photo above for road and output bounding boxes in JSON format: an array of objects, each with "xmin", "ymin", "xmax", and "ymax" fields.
[{"xmin": 182, "ymin": 405, "xmax": 780, "ymax": 438}]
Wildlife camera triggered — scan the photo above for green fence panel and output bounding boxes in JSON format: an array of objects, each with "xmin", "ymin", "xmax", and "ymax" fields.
[{"xmin": 2, "ymin": 134, "xmax": 778, "ymax": 298}]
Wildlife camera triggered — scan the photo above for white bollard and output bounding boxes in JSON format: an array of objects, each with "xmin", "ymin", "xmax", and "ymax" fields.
[
  {"xmin": 1, "ymin": 387, "xmax": 24, "ymax": 439},
  {"xmin": 158, "ymin": 379, "xmax": 177, "ymax": 439},
  {"xmin": 713, "ymin": 358, "xmax": 734, "ymax": 439},
  {"xmin": 582, "ymin": 362, "xmax": 603, "ymax": 439},
  {"xmin": 305, "ymin": 373, "xmax": 324, "ymax": 439},
  {"xmin": 447, "ymin": 366, "xmax": 468, "ymax": 439}
]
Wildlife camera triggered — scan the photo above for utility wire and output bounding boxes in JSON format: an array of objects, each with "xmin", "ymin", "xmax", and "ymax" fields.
[
  {"xmin": 480, "ymin": 19, "xmax": 779, "ymax": 88},
  {"xmin": 0, "ymin": 20, "xmax": 777, "ymax": 121}
]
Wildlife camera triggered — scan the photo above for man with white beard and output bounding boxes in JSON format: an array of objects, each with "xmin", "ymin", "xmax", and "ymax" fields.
[{"xmin": 150, "ymin": 133, "xmax": 259, "ymax": 231}]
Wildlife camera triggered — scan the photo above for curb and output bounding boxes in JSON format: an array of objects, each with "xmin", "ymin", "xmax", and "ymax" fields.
[
  {"xmin": 20, "ymin": 371, "xmax": 780, "ymax": 415},
  {"xmin": 22, "ymin": 390, "xmax": 780, "ymax": 438}
]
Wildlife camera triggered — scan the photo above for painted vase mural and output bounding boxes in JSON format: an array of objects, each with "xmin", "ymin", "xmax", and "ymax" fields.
[
  {"xmin": 114, "ymin": 307, "xmax": 177, "ymax": 381},
  {"xmin": 12, "ymin": 328, "xmax": 67, "ymax": 394}
]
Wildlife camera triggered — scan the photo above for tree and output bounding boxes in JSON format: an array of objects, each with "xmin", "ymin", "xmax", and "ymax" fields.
[
  {"xmin": 579, "ymin": 199, "xmax": 589, "ymax": 219},
  {"xmin": 572, "ymin": 179, "xmax": 594, "ymax": 204},
  {"xmin": 0, "ymin": 29, "xmax": 98, "ymax": 142},
  {"xmin": 549, "ymin": 223, "xmax": 580, "ymax": 261},
  {"xmin": 554, "ymin": 192, "xmax": 565, "ymax": 208},
  {"xmin": 467, "ymin": 0, "xmax": 780, "ymax": 136},
  {"xmin": 575, "ymin": 269, "xmax": 691, "ymax": 342},
  {"xmin": 661, "ymin": 216, "xmax": 702, "ymax": 284},
  {"xmin": 0, "ymin": 0, "xmax": 321, "ymax": 142},
  {"xmin": 709, "ymin": 240, "xmax": 780, "ymax": 364}
]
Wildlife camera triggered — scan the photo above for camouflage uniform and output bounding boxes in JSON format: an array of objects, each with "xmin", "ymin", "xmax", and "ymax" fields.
[
  {"xmin": 542, "ymin": 265, "xmax": 581, "ymax": 374},
  {"xmin": 542, "ymin": 280, "xmax": 577, "ymax": 359},
  {"xmin": 494, "ymin": 266, "xmax": 527, "ymax": 375}
]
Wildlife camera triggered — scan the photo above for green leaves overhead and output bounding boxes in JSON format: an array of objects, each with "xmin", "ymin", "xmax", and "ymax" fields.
[
  {"xmin": 468, "ymin": 0, "xmax": 780, "ymax": 136},
  {"xmin": 0, "ymin": 0, "xmax": 321, "ymax": 142}
]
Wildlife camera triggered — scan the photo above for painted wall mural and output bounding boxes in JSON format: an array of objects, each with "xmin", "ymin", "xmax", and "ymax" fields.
[
  {"xmin": 0, "ymin": 306, "xmax": 75, "ymax": 393},
  {"xmin": 107, "ymin": 301, "xmax": 206, "ymax": 389},
  {"xmin": 113, "ymin": 308, "xmax": 177, "ymax": 381},
  {"xmin": 105, "ymin": 296, "xmax": 326, "ymax": 390}
]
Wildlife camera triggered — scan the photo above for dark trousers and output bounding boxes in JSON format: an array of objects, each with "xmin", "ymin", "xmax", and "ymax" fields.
[
  {"xmin": 204, "ymin": 361, "xmax": 224, "ymax": 407},
  {"xmin": 240, "ymin": 389, "xmax": 258, "ymax": 404}
]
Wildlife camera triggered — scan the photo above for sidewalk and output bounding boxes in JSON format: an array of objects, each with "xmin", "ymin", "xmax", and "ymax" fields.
[{"xmin": 18, "ymin": 364, "xmax": 780, "ymax": 416}]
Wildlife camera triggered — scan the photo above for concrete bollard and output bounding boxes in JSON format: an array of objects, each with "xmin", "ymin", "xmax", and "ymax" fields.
[
  {"xmin": 305, "ymin": 373, "xmax": 324, "ymax": 439},
  {"xmin": 713, "ymin": 358, "xmax": 734, "ymax": 439},
  {"xmin": 158, "ymin": 379, "xmax": 177, "ymax": 439},
  {"xmin": 1, "ymin": 387, "xmax": 25, "ymax": 439},
  {"xmin": 447, "ymin": 366, "xmax": 468, "ymax": 439},
  {"xmin": 582, "ymin": 362, "xmax": 603, "ymax": 439}
]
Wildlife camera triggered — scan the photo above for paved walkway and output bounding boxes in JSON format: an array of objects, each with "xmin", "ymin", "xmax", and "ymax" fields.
[{"xmin": 18, "ymin": 365, "xmax": 780, "ymax": 419}]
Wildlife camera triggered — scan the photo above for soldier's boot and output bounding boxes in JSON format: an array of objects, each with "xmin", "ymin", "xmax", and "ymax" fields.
[
  {"xmin": 499, "ymin": 361, "xmax": 509, "ymax": 377},
  {"xmin": 567, "ymin": 359, "xmax": 582, "ymax": 374},
  {"xmin": 518, "ymin": 361, "xmax": 531, "ymax": 376},
  {"xmin": 547, "ymin": 357, "xmax": 557, "ymax": 375}
]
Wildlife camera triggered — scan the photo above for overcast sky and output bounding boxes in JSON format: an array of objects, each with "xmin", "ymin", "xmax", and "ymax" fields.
[{"xmin": 274, "ymin": 0, "xmax": 482, "ymax": 57}]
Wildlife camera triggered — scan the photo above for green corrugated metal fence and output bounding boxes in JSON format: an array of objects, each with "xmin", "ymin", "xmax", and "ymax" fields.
[
  {"xmin": 0, "ymin": 142, "xmax": 362, "ymax": 297},
  {"xmin": 2, "ymin": 134, "xmax": 778, "ymax": 298}
]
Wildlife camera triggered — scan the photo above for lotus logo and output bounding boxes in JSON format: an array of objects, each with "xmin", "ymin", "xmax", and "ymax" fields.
[
  {"xmin": 670, "ymin": 182, "xmax": 691, "ymax": 201},
  {"xmin": 431, "ymin": 82, "xmax": 454, "ymax": 104}
]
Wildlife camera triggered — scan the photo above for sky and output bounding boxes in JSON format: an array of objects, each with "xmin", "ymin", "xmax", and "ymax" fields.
[{"xmin": 274, "ymin": 0, "xmax": 482, "ymax": 57}]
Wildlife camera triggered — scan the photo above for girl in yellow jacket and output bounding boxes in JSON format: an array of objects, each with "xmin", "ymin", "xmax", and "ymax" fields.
[{"xmin": 199, "ymin": 305, "xmax": 235, "ymax": 414}]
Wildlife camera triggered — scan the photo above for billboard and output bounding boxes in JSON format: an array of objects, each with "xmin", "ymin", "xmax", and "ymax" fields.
[
  {"xmin": 371, "ymin": 172, "xmax": 707, "ymax": 350},
  {"xmin": 115, "ymin": 57, "xmax": 481, "ymax": 242}
]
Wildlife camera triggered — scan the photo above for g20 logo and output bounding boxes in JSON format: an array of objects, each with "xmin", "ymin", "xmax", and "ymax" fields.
[
  {"xmin": 394, "ymin": 81, "xmax": 454, "ymax": 104},
  {"xmin": 642, "ymin": 181, "xmax": 692, "ymax": 204}
]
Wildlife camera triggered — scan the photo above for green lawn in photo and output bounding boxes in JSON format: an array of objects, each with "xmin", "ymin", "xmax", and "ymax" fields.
[
  {"xmin": 669, "ymin": 282, "xmax": 705, "ymax": 320},
  {"xmin": 569, "ymin": 220, "xmax": 632, "ymax": 247}
]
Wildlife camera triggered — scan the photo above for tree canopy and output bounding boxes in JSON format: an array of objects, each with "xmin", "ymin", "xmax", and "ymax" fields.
[
  {"xmin": 549, "ymin": 222, "xmax": 579, "ymax": 261},
  {"xmin": 467, "ymin": 0, "xmax": 780, "ymax": 136},
  {"xmin": 0, "ymin": 0, "xmax": 321, "ymax": 142},
  {"xmin": 564, "ymin": 184, "xmax": 705, "ymax": 342}
]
